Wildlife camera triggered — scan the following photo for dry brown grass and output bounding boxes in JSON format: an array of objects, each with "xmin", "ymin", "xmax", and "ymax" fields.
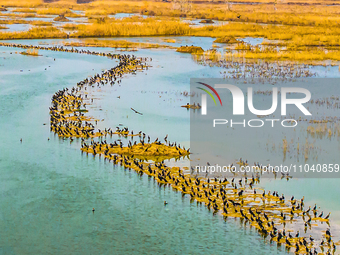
[
  {"xmin": 20, "ymin": 48, "xmax": 39, "ymax": 56},
  {"xmin": 31, "ymin": 20, "xmax": 53, "ymax": 26},
  {"xmin": 12, "ymin": 8, "xmax": 37, "ymax": 13},
  {"xmin": 62, "ymin": 23, "xmax": 79, "ymax": 30},
  {"xmin": 2, "ymin": 0, "xmax": 340, "ymax": 62},
  {"xmin": 0, "ymin": 0, "xmax": 42, "ymax": 7},
  {"xmin": 72, "ymin": 17, "xmax": 190, "ymax": 37},
  {"xmin": 62, "ymin": 38, "xmax": 173, "ymax": 49},
  {"xmin": 0, "ymin": 26, "xmax": 66, "ymax": 40},
  {"xmin": 177, "ymin": 45, "xmax": 204, "ymax": 53},
  {"xmin": 0, "ymin": 19, "xmax": 29, "ymax": 25},
  {"xmin": 3, "ymin": 0, "xmax": 340, "ymax": 28}
]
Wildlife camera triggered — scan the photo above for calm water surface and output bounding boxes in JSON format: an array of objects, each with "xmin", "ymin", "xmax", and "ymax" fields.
[{"xmin": 0, "ymin": 39, "xmax": 339, "ymax": 254}]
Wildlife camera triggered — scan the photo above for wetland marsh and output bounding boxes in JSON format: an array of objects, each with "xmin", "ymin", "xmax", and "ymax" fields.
[{"xmin": 1, "ymin": 0, "xmax": 340, "ymax": 254}]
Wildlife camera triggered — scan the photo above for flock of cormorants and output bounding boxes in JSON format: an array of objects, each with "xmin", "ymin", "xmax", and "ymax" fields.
[
  {"xmin": 2, "ymin": 42, "xmax": 337, "ymax": 254},
  {"xmin": 194, "ymin": 53, "xmax": 316, "ymax": 83}
]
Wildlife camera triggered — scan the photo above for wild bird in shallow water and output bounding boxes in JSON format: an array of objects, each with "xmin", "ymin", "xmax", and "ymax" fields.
[{"xmin": 5, "ymin": 41, "xmax": 334, "ymax": 254}]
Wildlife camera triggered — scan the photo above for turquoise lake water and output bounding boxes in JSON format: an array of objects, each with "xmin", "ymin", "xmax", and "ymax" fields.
[{"xmin": 0, "ymin": 39, "xmax": 339, "ymax": 254}]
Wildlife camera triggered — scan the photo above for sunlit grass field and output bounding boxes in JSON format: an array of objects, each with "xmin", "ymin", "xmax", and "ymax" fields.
[{"xmin": 1, "ymin": 0, "xmax": 340, "ymax": 62}]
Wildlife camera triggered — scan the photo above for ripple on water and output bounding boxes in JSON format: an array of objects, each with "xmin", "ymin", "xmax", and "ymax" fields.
[{"xmin": 0, "ymin": 41, "xmax": 339, "ymax": 254}]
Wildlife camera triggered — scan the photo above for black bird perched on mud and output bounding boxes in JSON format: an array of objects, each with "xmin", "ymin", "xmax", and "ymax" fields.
[
  {"xmin": 295, "ymin": 243, "xmax": 299, "ymax": 253},
  {"xmin": 325, "ymin": 212, "xmax": 330, "ymax": 219}
]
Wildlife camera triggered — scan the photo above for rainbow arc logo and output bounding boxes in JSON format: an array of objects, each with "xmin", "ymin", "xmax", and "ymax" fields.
[{"xmin": 197, "ymin": 82, "xmax": 222, "ymax": 106}]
